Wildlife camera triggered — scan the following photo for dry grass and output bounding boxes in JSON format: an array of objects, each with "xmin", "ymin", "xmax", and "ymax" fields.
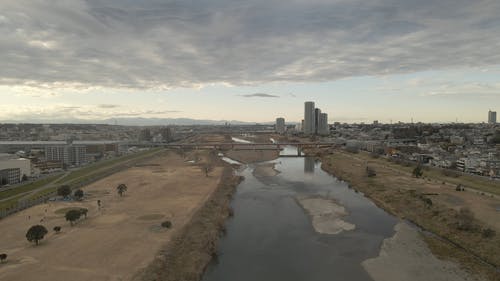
[
  {"xmin": 134, "ymin": 167, "xmax": 243, "ymax": 281},
  {"xmin": 319, "ymin": 151, "xmax": 500, "ymax": 280}
]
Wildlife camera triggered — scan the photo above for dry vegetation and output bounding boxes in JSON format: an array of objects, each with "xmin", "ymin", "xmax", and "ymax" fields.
[
  {"xmin": 318, "ymin": 150, "xmax": 500, "ymax": 280},
  {"xmin": 0, "ymin": 149, "xmax": 235, "ymax": 281}
]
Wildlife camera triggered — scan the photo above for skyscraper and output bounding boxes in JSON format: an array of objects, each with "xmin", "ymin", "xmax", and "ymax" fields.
[
  {"xmin": 488, "ymin": 110, "xmax": 497, "ymax": 124},
  {"xmin": 318, "ymin": 113, "xmax": 329, "ymax": 135},
  {"xmin": 275, "ymin": 117, "xmax": 285, "ymax": 134},
  {"xmin": 314, "ymin": 108, "xmax": 321, "ymax": 134},
  {"xmin": 304, "ymin": 101, "xmax": 315, "ymax": 135}
]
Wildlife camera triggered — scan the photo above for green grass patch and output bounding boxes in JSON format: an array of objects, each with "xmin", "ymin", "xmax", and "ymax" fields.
[
  {"xmin": 0, "ymin": 174, "xmax": 63, "ymax": 201},
  {"xmin": 56, "ymin": 148, "xmax": 161, "ymax": 184},
  {"xmin": 0, "ymin": 194, "xmax": 26, "ymax": 212},
  {"xmin": 54, "ymin": 207, "xmax": 86, "ymax": 215}
]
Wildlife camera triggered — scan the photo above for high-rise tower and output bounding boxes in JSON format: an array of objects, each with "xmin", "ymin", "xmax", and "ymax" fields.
[
  {"xmin": 488, "ymin": 110, "xmax": 497, "ymax": 124},
  {"xmin": 304, "ymin": 102, "xmax": 315, "ymax": 135}
]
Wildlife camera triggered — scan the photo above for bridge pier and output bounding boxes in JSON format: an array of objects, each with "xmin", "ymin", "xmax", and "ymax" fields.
[{"xmin": 297, "ymin": 146, "xmax": 302, "ymax": 156}]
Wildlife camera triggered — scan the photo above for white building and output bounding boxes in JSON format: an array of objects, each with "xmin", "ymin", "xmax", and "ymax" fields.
[
  {"xmin": 488, "ymin": 110, "xmax": 497, "ymax": 124},
  {"xmin": 0, "ymin": 153, "xmax": 31, "ymax": 184},
  {"xmin": 45, "ymin": 145, "xmax": 87, "ymax": 166},
  {"xmin": 304, "ymin": 102, "xmax": 315, "ymax": 135},
  {"xmin": 275, "ymin": 118, "xmax": 286, "ymax": 134}
]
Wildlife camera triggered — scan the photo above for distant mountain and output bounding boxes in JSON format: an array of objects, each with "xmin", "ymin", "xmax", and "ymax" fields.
[{"xmin": 0, "ymin": 117, "xmax": 269, "ymax": 126}]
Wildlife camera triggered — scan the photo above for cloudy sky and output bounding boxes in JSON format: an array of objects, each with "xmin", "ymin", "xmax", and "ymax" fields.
[{"xmin": 1, "ymin": 0, "xmax": 499, "ymax": 123}]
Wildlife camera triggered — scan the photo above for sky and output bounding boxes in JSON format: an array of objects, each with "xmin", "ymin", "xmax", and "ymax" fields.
[{"xmin": 1, "ymin": 0, "xmax": 499, "ymax": 124}]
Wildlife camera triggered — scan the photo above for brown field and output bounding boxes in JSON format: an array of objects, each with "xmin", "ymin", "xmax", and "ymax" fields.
[{"xmin": 0, "ymin": 150, "xmax": 225, "ymax": 281}]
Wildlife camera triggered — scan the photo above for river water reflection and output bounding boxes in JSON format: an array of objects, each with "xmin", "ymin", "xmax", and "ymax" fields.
[{"xmin": 203, "ymin": 153, "xmax": 397, "ymax": 281}]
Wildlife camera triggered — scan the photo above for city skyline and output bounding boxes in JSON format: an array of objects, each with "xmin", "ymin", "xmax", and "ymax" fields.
[{"xmin": 1, "ymin": 0, "xmax": 500, "ymax": 123}]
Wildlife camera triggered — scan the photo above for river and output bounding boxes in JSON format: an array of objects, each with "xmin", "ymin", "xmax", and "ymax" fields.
[{"xmin": 204, "ymin": 147, "xmax": 398, "ymax": 281}]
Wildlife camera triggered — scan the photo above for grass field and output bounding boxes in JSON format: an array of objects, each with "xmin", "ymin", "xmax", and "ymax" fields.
[
  {"xmin": 0, "ymin": 148, "xmax": 162, "ymax": 213},
  {"xmin": 0, "ymin": 174, "xmax": 63, "ymax": 201}
]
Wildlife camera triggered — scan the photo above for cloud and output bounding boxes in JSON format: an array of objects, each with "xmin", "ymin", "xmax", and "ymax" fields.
[
  {"xmin": 241, "ymin": 93, "xmax": 279, "ymax": 98},
  {"xmin": 1, "ymin": 0, "xmax": 500, "ymax": 90},
  {"xmin": 98, "ymin": 104, "xmax": 120, "ymax": 108},
  {"xmin": 0, "ymin": 104, "xmax": 180, "ymax": 120}
]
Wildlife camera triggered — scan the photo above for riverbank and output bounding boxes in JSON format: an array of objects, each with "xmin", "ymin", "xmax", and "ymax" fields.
[
  {"xmin": 317, "ymin": 149, "xmax": 500, "ymax": 281},
  {"xmin": 363, "ymin": 222, "xmax": 483, "ymax": 281},
  {"xmin": 133, "ymin": 166, "xmax": 243, "ymax": 281}
]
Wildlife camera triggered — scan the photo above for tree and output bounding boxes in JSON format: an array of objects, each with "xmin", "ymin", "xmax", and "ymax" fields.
[
  {"xmin": 53, "ymin": 226, "xmax": 61, "ymax": 233},
  {"xmin": 65, "ymin": 210, "xmax": 81, "ymax": 226},
  {"xmin": 161, "ymin": 221, "xmax": 172, "ymax": 228},
  {"xmin": 203, "ymin": 165, "xmax": 213, "ymax": 177},
  {"xmin": 366, "ymin": 166, "xmax": 376, "ymax": 177},
  {"xmin": 57, "ymin": 185, "xmax": 71, "ymax": 198},
  {"xmin": 73, "ymin": 189, "xmax": 84, "ymax": 200},
  {"xmin": 80, "ymin": 208, "xmax": 88, "ymax": 218},
  {"xmin": 26, "ymin": 225, "xmax": 48, "ymax": 246},
  {"xmin": 0, "ymin": 253, "xmax": 7, "ymax": 263},
  {"xmin": 117, "ymin": 184, "xmax": 128, "ymax": 197},
  {"xmin": 412, "ymin": 166, "xmax": 423, "ymax": 178}
]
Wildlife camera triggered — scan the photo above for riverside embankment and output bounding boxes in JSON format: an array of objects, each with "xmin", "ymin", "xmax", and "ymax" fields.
[{"xmin": 317, "ymin": 149, "xmax": 500, "ymax": 281}]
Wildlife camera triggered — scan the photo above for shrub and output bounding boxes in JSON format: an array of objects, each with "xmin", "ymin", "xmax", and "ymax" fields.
[
  {"xmin": 161, "ymin": 220, "xmax": 172, "ymax": 228},
  {"xmin": 0, "ymin": 253, "xmax": 7, "ymax": 263},
  {"xmin": 65, "ymin": 210, "xmax": 81, "ymax": 226},
  {"xmin": 366, "ymin": 166, "xmax": 377, "ymax": 177},
  {"xmin": 53, "ymin": 226, "xmax": 61, "ymax": 233},
  {"xmin": 57, "ymin": 185, "xmax": 71, "ymax": 198},
  {"xmin": 442, "ymin": 169, "xmax": 460, "ymax": 178},
  {"xmin": 482, "ymin": 228, "xmax": 496, "ymax": 238},
  {"xmin": 422, "ymin": 197, "xmax": 433, "ymax": 206},
  {"xmin": 345, "ymin": 146, "xmax": 359, "ymax": 154},
  {"xmin": 73, "ymin": 189, "xmax": 84, "ymax": 200},
  {"xmin": 456, "ymin": 208, "xmax": 476, "ymax": 231},
  {"xmin": 412, "ymin": 166, "xmax": 423, "ymax": 178}
]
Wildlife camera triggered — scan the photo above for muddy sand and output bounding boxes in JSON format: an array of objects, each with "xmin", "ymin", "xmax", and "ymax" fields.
[
  {"xmin": 362, "ymin": 222, "xmax": 484, "ymax": 281},
  {"xmin": 296, "ymin": 197, "xmax": 355, "ymax": 235}
]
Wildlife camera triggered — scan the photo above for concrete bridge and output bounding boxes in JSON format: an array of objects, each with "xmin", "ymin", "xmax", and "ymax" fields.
[{"xmin": 158, "ymin": 142, "xmax": 335, "ymax": 156}]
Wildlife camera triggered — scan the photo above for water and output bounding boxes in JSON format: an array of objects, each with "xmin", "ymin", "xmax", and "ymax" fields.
[
  {"xmin": 231, "ymin": 137, "xmax": 253, "ymax": 144},
  {"xmin": 202, "ymin": 156, "xmax": 398, "ymax": 281}
]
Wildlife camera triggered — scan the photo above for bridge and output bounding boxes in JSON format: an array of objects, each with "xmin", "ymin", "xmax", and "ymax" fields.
[{"xmin": 158, "ymin": 142, "xmax": 335, "ymax": 156}]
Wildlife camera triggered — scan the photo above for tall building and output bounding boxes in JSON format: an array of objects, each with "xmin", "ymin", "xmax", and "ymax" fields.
[
  {"xmin": 488, "ymin": 110, "xmax": 497, "ymax": 124},
  {"xmin": 318, "ymin": 113, "xmax": 329, "ymax": 135},
  {"xmin": 304, "ymin": 101, "xmax": 315, "ymax": 135},
  {"xmin": 314, "ymin": 108, "xmax": 321, "ymax": 134},
  {"xmin": 275, "ymin": 118, "xmax": 285, "ymax": 134}
]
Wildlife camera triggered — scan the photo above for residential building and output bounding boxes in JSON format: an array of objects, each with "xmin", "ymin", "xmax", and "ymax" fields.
[
  {"xmin": 275, "ymin": 118, "xmax": 285, "ymax": 134},
  {"xmin": 45, "ymin": 145, "xmax": 87, "ymax": 166},
  {"xmin": 0, "ymin": 168, "xmax": 20, "ymax": 185}
]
